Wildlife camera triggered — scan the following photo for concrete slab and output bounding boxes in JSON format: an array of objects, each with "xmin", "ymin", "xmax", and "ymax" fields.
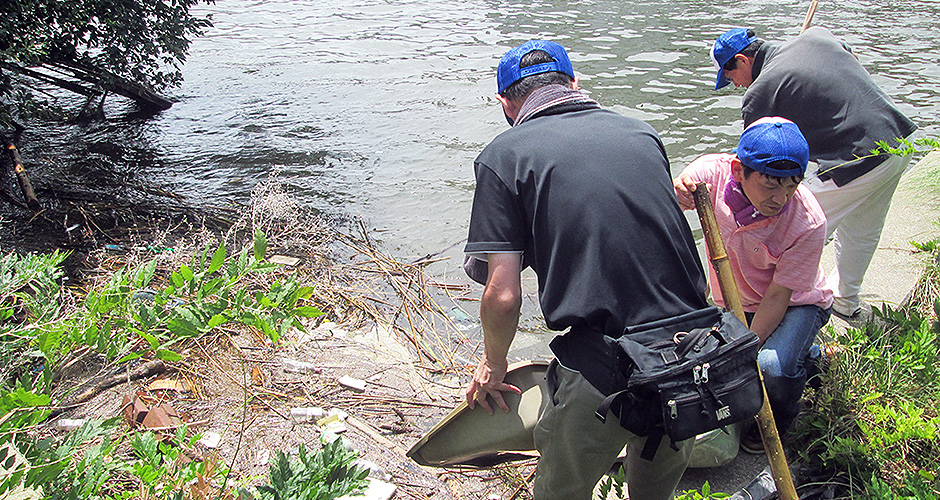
[{"xmin": 822, "ymin": 150, "xmax": 940, "ymax": 334}]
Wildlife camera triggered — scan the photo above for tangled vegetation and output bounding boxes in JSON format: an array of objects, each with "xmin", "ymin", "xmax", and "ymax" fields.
[
  {"xmin": 791, "ymin": 241, "xmax": 940, "ymax": 499},
  {"xmin": 0, "ymin": 231, "xmax": 377, "ymax": 499},
  {"xmin": 0, "ymin": 169, "xmax": 490, "ymax": 499}
]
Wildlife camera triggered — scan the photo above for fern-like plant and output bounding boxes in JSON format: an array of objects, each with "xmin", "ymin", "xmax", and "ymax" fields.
[{"xmin": 254, "ymin": 440, "xmax": 370, "ymax": 500}]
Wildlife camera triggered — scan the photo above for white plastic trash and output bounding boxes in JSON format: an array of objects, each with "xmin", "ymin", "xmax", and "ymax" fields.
[
  {"xmin": 198, "ymin": 431, "xmax": 222, "ymax": 449},
  {"xmin": 290, "ymin": 407, "xmax": 325, "ymax": 422},
  {"xmin": 56, "ymin": 419, "xmax": 87, "ymax": 431},
  {"xmin": 338, "ymin": 375, "xmax": 366, "ymax": 392},
  {"xmin": 282, "ymin": 358, "xmax": 322, "ymax": 374}
]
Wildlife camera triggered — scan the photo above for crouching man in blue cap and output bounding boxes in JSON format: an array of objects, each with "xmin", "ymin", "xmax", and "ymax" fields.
[
  {"xmin": 463, "ymin": 39, "xmax": 713, "ymax": 499},
  {"xmin": 674, "ymin": 117, "xmax": 833, "ymax": 455}
]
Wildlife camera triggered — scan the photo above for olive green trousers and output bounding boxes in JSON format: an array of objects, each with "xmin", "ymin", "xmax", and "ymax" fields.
[{"xmin": 533, "ymin": 362, "xmax": 693, "ymax": 500}]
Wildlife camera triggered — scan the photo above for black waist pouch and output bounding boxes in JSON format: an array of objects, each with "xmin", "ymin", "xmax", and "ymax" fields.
[{"xmin": 595, "ymin": 307, "xmax": 763, "ymax": 460}]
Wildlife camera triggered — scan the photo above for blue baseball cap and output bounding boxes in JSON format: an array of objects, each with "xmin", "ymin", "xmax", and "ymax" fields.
[
  {"xmin": 711, "ymin": 28, "xmax": 757, "ymax": 90},
  {"xmin": 737, "ymin": 117, "xmax": 809, "ymax": 177},
  {"xmin": 497, "ymin": 40, "xmax": 575, "ymax": 95}
]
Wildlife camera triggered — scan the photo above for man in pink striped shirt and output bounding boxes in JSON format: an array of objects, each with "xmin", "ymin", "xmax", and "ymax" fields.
[{"xmin": 673, "ymin": 116, "xmax": 832, "ymax": 454}]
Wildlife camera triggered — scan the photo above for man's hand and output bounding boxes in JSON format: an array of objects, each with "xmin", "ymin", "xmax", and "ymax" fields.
[
  {"xmin": 673, "ymin": 172, "xmax": 701, "ymax": 211},
  {"xmin": 466, "ymin": 355, "xmax": 521, "ymax": 414}
]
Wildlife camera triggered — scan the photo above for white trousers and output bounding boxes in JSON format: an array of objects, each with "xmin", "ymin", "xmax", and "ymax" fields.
[{"xmin": 803, "ymin": 154, "xmax": 912, "ymax": 307}]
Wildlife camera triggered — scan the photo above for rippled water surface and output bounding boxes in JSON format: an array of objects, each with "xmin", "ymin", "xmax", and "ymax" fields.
[
  {"xmin": 156, "ymin": 0, "xmax": 939, "ymax": 253},
  {"xmin": 21, "ymin": 0, "xmax": 940, "ymax": 335}
]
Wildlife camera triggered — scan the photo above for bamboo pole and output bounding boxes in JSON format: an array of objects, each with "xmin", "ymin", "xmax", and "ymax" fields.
[
  {"xmin": 1, "ymin": 135, "xmax": 41, "ymax": 210},
  {"xmin": 692, "ymin": 183, "xmax": 798, "ymax": 500},
  {"xmin": 800, "ymin": 0, "xmax": 819, "ymax": 34}
]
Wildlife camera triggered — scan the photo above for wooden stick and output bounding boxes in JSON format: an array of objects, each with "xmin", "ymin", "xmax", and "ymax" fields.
[
  {"xmin": 1, "ymin": 135, "xmax": 40, "ymax": 210},
  {"xmin": 800, "ymin": 0, "xmax": 819, "ymax": 34},
  {"xmin": 51, "ymin": 360, "xmax": 167, "ymax": 419},
  {"xmin": 692, "ymin": 183, "xmax": 798, "ymax": 500}
]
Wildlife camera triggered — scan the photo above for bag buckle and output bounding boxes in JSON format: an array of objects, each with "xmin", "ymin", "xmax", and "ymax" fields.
[
  {"xmin": 673, "ymin": 331, "xmax": 689, "ymax": 344},
  {"xmin": 661, "ymin": 351, "xmax": 680, "ymax": 364}
]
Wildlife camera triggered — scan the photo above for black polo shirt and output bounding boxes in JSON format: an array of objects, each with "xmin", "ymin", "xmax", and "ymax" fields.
[
  {"xmin": 465, "ymin": 105, "xmax": 709, "ymax": 393},
  {"xmin": 744, "ymin": 27, "xmax": 917, "ymax": 186}
]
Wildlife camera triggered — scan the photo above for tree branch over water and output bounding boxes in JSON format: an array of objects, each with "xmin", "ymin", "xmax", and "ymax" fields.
[{"xmin": 0, "ymin": 0, "xmax": 215, "ymax": 124}]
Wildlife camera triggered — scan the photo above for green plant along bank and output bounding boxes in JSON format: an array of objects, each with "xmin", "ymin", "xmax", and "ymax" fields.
[{"xmin": 0, "ymin": 231, "xmax": 371, "ymax": 499}]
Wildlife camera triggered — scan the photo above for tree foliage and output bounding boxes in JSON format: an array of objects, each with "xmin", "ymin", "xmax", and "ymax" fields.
[{"xmin": 0, "ymin": 0, "xmax": 215, "ymax": 125}]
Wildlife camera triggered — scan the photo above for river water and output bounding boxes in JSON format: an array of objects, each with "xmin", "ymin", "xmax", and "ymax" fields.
[{"xmin": 18, "ymin": 0, "xmax": 940, "ymax": 341}]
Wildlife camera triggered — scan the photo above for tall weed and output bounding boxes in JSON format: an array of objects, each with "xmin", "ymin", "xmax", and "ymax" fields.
[
  {"xmin": 253, "ymin": 440, "xmax": 370, "ymax": 500},
  {"xmin": 795, "ymin": 301, "xmax": 940, "ymax": 497}
]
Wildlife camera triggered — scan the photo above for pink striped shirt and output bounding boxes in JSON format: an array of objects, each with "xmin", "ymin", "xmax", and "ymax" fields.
[{"xmin": 683, "ymin": 153, "xmax": 833, "ymax": 312}]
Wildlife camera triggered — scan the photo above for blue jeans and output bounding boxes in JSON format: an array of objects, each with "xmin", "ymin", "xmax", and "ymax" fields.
[{"xmin": 746, "ymin": 305, "xmax": 831, "ymax": 432}]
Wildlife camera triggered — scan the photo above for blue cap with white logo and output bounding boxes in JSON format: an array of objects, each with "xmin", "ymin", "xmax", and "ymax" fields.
[
  {"xmin": 497, "ymin": 40, "xmax": 575, "ymax": 95},
  {"xmin": 711, "ymin": 28, "xmax": 757, "ymax": 90},
  {"xmin": 737, "ymin": 117, "xmax": 809, "ymax": 177}
]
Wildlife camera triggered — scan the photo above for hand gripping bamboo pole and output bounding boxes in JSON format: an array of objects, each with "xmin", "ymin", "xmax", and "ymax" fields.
[{"xmin": 692, "ymin": 183, "xmax": 797, "ymax": 500}]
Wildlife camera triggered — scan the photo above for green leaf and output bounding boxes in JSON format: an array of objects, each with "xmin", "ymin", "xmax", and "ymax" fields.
[
  {"xmin": 179, "ymin": 264, "xmax": 194, "ymax": 282},
  {"xmin": 208, "ymin": 244, "xmax": 226, "ymax": 274},
  {"xmin": 292, "ymin": 306, "xmax": 324, "ymax": 318},
  {"xmin": 156, "ymin": 350, "xmax": 182, "ymax": 362},
  {"xmin": 199, "ymin": 277, "xmax": 224, "ymax": 298},
  {"xmin": 236, "ymin": 248, "xmax": 249, "ymax": 276},
  {"xmin": 84, "ymin": 323, "xmax": 99, "ymax": 346},
  {"xmin": 0, "ymin": 387, "xmax": 52, "ymax": 410},
  {"xmin": 207, "ymin": 314, "xmax": 227, "ymax": 328},
  {"xmin": 278, "ymin": 318, "xmax": 293, "ymax": 339},
  {"xmin": 117, "ymin": 351, "xmax": 145, "ymax": 364},
  {"xmin": 98, "ymin": 319, "xmax": 113, "ymax": 355},
  {"xmin": 253, "ymin": 230, "xmax": 268, "ymax": 262},
  {"xmin": 140, "ymin": 331, "xmax": 159, "ymax": 350},
  {"xmin": 167, "ymin": 316, "xmax": 200, "ymax": 337},
  {"xmin": 134, "ymin": 260, "xmax": 158, "ymax": 288},
  {"xmin": 170, "ymin": 271, "xmax": 184, "ymax": 288}
]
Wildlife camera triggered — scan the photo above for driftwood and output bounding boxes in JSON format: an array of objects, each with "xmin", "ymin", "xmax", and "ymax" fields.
[
  {"xmin": 48, "ymin": 58, "xmax": 173, "ymax": 110},
  {"xmin": 1, "ymin": 58, "xmax": 172, "ymax": 112},
  {"xmin": 50, "ymin": 360, "xmax": 167, "ymax": 419},
  {"xmin": 1, "ymin": 134, "xmax": 40, "ymax": 210},
  {"xmin": 0, "ymin": 61, "xmax": 97, "ymax": 98}
]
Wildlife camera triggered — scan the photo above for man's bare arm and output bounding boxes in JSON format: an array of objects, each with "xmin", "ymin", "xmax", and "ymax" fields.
[
  {"xmin": 750, "ymin": 281, "xmax": 793, "ymax": 345},
  {"xmin": 465, "ymin": 252, "xmax": 523, "ymax": 414}
]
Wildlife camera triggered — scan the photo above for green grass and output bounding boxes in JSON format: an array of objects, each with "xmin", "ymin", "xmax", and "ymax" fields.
[
  {"xmin": 0, "ymin": 231, "xmax": 373, "ymax": 500},
  {"xmin": 792, "ymin": 241, "xmax": 940, "ymax": 499}
]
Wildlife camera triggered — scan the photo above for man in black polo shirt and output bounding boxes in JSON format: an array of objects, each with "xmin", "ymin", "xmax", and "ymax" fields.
[{"xmin": 463, "ymin": 39, "xmax": 711, "ymax": 500}]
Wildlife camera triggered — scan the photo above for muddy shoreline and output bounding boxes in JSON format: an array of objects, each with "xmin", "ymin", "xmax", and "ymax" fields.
[{"xmin": 1, "ymin": 173, "xmax": 523, "ymax": 499}]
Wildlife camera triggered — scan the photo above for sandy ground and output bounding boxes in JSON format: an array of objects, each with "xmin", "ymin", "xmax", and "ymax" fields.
[{"xmin": 40, "ymin": 317, "xmax": 524, "ymax": 500}]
